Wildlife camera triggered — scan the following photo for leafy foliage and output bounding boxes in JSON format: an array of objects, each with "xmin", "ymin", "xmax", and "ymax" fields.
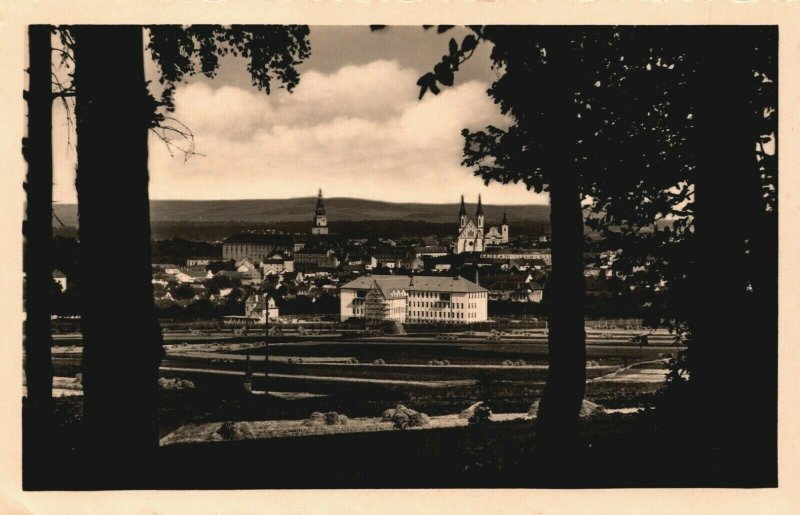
[{"xmin": 146, "ymin": 25, "xmax": 311, "ymax": 111}]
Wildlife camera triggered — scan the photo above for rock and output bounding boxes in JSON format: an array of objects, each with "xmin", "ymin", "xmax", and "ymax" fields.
[
  {"xmin": 528, "ymin": 398, "xmax": 606, "ymax": 418},
  {"xmin": 387, "ymin": 404, "xmax": 428, "ymax": 429},
  {"xmin": 324, "ymin": 411, "xmax": 348, "ymax": 425},
  {"xmin": 216, "ymin": 421, "xmax": 255, "ymax": 441},
  {"xmin": 579, "ymin": 399, "xmax": 606, "ymax": 417},
  {"xmin": 408, "ymin": 412, "xmax": 430, "ymax": 427},
  {"xmin": 459, "ymin": 401, "xmax": 484, "ymax": 419}
]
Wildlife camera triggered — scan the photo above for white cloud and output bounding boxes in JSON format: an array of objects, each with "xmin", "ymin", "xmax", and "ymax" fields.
[{"xmin": 54, "ymin": 59, "xmax": 549, "ymax": 206}]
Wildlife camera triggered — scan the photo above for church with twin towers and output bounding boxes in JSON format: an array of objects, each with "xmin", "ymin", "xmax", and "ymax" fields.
[{"xmin": 454, "ymin": 194, "xmax": 509, "ymax": 254}]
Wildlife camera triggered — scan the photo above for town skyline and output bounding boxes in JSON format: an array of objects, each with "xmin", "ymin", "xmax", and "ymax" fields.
[{"xmin": 51, "ymin": 191, "xmax": 551, "ymax": 206}]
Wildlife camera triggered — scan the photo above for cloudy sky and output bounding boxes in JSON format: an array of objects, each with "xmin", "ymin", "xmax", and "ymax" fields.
[{"xmin": 52, "ymin": 26, "xmax": 549, "ymax": 206}]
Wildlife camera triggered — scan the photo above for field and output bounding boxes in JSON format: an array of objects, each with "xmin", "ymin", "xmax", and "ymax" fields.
[
  {"xmin": 34, "ymin": 335, "xmax": 716, "ymax": 489},
  {"xmin": 47, "ymin": 336, "xmax": 678, "ymax": 442}
]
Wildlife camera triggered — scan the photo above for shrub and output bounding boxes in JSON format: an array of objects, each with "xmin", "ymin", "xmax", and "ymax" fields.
[
  {"xmin": 501, "ymin": 360, "xmax": 513, "ymax": 367},
  {"xmin": 158, "ymin": 377, "xmax": 195, "ymax": 390},
  {"xmin": 347, "ymin": 357, "xmax": 359, "ymax": 364},
  {"xmin": 515, "ymin": 359, "xmax": 526, "ymax": 367},
  {"xmin": 303, "ymin": 411, "xmax": 349, "ymax": 427},
  {"xmin": 215, "ymin": 421, "xmax": 255, "ymax": 441},
  {"xmin": 386, "ymin": 404, "xmax": 430, "ymax": 430},
  {"xmin": 468, "ymin": 405, "xmax": 493, "ymax": 426},
  {"xmin": 372, "ymin": 358, "xmax": 386, "ymax": 365},
  {"xmin": 287, "ymin": 358, "xmax": 295, "ymax": 364},
  {"xmin": 392, "ymin": 411, "xmax": 410, "ymax": 430},
  {"xmin": 441, "ymin": 359, "xmax": 450, "ymax": 366}
]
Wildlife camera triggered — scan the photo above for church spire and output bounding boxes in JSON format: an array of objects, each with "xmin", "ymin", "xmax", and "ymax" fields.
[
  {"xmin": 502, "ymin": 210, "xmax": 508, "ymax": 225},
  {"xmin": 315, "ymin": 188, "xmax": 326, "ymax": 215},
  {"xmin": 459, "ymin": 194, "xmax": 467, "ymax": 217},
  {"xmin": 476, "ymin": 194, "xmax": 484, "ymax": 216}
]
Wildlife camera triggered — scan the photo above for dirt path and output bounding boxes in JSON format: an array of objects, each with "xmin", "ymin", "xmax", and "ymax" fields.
[
  {"xmin": 160, "ymin": 413, "xmax": 532, "ymax": 446},
  {"xmin": 159, "ymin": 366, "xmax": 476, "ymax": 388}
]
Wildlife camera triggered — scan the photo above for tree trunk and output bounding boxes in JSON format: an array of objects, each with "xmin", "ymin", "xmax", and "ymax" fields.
[
  {"xmin": 535, "ymin": 164, "xmax": 587, "ymax": 473},
  {"xmin": 73, "ymin": 25, "xmax": 164, "ymax": 487},
  {"xmin": 533, "ymin": 37, "xmax": 587, "ymax": 482},
  {"xmin": 689, "ymin": 28, "xmax": 775, "ymax": 485},
  {"xmin": 23, "ymin": 24, "xmax": 55, "ymax": 488}
]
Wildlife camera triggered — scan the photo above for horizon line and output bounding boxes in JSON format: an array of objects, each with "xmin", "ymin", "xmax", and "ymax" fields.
[{"xmin": 54, "ymin": 196, "xmax": 551, "ymax": 207}]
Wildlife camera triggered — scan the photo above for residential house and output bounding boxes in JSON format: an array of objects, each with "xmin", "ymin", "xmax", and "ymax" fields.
[
  {"xmin": 486, "ymin": 280, "xmax": 544, "ymax": 303},
  {"xmin": 52, "ymin": 270, "xmax": 67, "ymax": 291},
  {"xmin": 244, "ymin": 293, "xmax": 279, "ymax": 321}
]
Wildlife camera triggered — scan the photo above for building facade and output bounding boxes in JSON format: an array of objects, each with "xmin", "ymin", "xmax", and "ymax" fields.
[
  {"xmin": 454, "ymin": 195, "xmax": 509, "ymax": 254},
  {"xmin": 340, "ymin": 274, "xmax": 488, "ymax": 323},
  {"xmin": 222, "ymin": 233, "xmax": 293, "ymax": 262},
  {"xmin": 481, "ymin": 248, "xmax": 552, "ymax": 265}
]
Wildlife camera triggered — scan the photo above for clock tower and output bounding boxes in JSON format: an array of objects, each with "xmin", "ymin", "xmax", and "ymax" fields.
[{"xmin": 312, "ymin": 189, "xmax": 329, "ymax": 235}]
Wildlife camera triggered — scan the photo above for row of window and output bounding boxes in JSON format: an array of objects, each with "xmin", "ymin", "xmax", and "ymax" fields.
[
  {"xmin": 408, "ymin": 291, "xmax": 451, "ymax": 301},
  {"xmin": 409, "ymin": 301, "xmax": 464, "ymax": 309},
  {"xmin": 225, "ymin": 245, "xmax": 271, "ymax": 252},
  {"xmin": 410, "ymin": 310, "xmax": 464, "ymax": 319}
]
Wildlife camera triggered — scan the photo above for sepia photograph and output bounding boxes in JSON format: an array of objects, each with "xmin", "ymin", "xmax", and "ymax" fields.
[{"xmin": 7, "ymin": 6, "xmax": 793, "ymax": 507}]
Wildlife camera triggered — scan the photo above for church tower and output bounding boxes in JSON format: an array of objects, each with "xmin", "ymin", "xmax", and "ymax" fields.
[
  {"xmin": 475, "ymin": 195, "xmax": 485, "ymax": 251},
  {"xmin": 312, "ymin": 189, "xmax": 329, "ymax": 235},
  {"xmin": 501, "ymin": 210, "xmax": 509, "ymax": 243},
  {"xmin": 459, "ymin": 194, "xmax": 467, "ymax": 229},
  {"xmin": 476, "ymin": 194, "xmax": 485, "ymax": 231}
]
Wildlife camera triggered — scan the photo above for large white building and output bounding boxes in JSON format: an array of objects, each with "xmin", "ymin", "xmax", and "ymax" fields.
[
  {"xmin": 222, "ymin": 233, "xmax": 293, "ymax": 262},
  {"xmin": 340, "ymin": 274, "xmax": 488, "ymax": 324},
  {"xmin": 455, "ymin": 195, "xmax": 509, "ymax": 254}
]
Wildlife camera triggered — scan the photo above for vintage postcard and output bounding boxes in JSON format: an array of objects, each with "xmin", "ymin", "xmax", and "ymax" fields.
[{"xmin": 1, "ymin": 1, "xmax": 798, "ymax": 513}]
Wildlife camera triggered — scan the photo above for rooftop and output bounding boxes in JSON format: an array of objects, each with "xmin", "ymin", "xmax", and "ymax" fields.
[
  {"xmin": 341, "ymin": 274, "xmax": 487, "ymax": 294},
  {"xmin": 223, "ymin": 233, "xmax": 293, "ymax": 245}
]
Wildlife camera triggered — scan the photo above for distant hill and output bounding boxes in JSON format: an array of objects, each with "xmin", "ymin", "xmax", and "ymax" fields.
[{"xmin": 52, "ymin": 197, "xmax": 550, "ymax": 226}]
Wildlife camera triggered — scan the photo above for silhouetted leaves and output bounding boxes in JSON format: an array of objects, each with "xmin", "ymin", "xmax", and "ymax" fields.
[
  {"xmin": 461, "ymin": 34, "xmax": 478, "ymax": 53},
  {"xmin": 147, "ymin": 25, "xmax": 311, "ymax": 112}
]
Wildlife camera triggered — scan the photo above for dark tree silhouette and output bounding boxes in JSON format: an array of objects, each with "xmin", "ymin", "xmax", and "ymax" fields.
[
  {"xmin": 416, "ymin": 27, "xmax": 694, "ymax": 475},
  {"xmin": 66, "ymin": 24, "xmax": 310, "ymax": 486},
  {"xmin": 72, "ymin": 26, "xmax": 164, "ymax": 484},
  {"xmin": 682, "ymin": 28, "xmax": 777, "ymax": 485},
  {"xmin": 22, "ymin": 24, "xmax": 56, "ymax": 486}
]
